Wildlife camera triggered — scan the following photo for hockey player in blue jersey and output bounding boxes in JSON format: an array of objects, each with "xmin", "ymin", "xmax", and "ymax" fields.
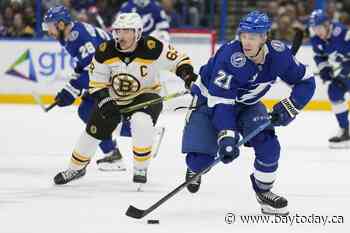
[
  {"xmin": 42, "ymin": 5, "xmax": 127, "ymax": 171},
  {"xmin": 118, "ymin": 0, "xmax": 170, "ymax": 42},
  {"xmin": 182, "ymin": 11, "xmax": 315, "ymax": 215},
  {"xmin": 309, "ymin": 9, "xmax": 350, "ymax": 148}
]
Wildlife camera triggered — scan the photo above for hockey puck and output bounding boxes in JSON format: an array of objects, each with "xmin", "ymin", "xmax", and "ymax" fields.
[{"xmin": 147, "ymin": 219, "xmax": 160, "ymax": 224}]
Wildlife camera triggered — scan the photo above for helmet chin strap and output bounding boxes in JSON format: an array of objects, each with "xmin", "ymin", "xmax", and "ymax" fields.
[{"xmin": 249, "ymin": 45, "xmax": 263, "ymax": 59}]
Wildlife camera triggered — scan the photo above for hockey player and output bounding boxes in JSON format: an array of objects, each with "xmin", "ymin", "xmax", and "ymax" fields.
[
  {"xmin": 118, "ymin": 0, "xmax": 170, "ymax": 42},
  {"xmin": 309, "ymin": 9, "xmax": 350, "ymax": 148},
  {"xmin": 182, "ymin": 11, "xmax": 315, "ymax": 215},
  {"xmin": 42, "ymin": 5, "xmax": 128, "ymax": 171},
  {"xmin": 53, "ymin": 12, "xmax": 196, "ymax": 187}
]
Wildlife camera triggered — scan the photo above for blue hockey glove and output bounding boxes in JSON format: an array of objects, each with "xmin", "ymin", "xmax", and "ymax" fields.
[
  {"xmin": 217, "ymin": 130, "xmax": 240, "ymax": 164},
  {"xmin": 319, "ymin": 66, "xmax": 333, "ymax": 83},
  {"xmin": 270, "ymin": 98, "xmax": 300, "ymax": 126},
  {"xmin": 55, "ymin": 81, "xmax": 81, "ymax": 107}
]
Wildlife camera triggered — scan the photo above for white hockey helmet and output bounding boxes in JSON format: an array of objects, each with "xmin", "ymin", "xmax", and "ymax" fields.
[
  {"xmin": 112, "ymin": 12, "xmax": 143, "ymax": 42},
  {"xmin": 133, "ymin": 0, "xmax": 151, "ymax": 8}
]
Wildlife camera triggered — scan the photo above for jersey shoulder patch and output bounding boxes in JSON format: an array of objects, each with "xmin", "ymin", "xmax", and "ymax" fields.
[
  {"xmin": 270, "ymin": 40, "xmax": 286, "ymax": 52},
  {"xmin": 99, "ymin": 42, "xmax": 107, "ymax": 52},
  {"xmin": 136, "ymin": 36, "xmax": 163, "ymax": 60},
  {"xmin": 94, "ymin": 40, "xmax": 116, "ymax": 63},
  {"xmin": 68, "ymin": 30, "xmax": 79, "ymax": 42},
  {"xmin": 332, "ymin": 26, "xmax": 342, "ymax": 37},
  {"xmin": 230, "ymin": 52, "xmax": 246, "ymax": 68}
]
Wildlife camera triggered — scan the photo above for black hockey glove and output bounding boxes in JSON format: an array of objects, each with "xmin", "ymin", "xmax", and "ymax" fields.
[
  {"xmin": 92, "ymin": 89, "xmax": 120, "ymax": 119},
  {"xmin": 176, "ymin": 64, "xmax": 198, "ymax": 89},
  {"xmin": 270, "ymin": 98, "xmax": 300, "ymax": 126}
]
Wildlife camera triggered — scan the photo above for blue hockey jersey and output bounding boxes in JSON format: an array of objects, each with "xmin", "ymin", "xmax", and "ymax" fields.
[
  {"xmin": 61, "ymin": 21, "xmax": 112, "ymax": 89},
  {"xmin": 118, "ymin": 0, "xmax": 169, "ymax": 36},
  {"xmin": 192, "ymin": 40, "xmax": 315, "ymax": 131},
  {"xmin": 310, "ymin": 22, "xmax": 350, "ymax": 70}
]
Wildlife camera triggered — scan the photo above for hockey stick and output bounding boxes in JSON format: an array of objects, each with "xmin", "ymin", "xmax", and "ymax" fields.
[
  {"xmin": 32, "ymin": 91, "xmax": 57, "ymax": 112},
  {"xmin": 120, "ymin": 90, "xmax": 190, "ymax": 114},
  {"xmin": 290, "ymin": 28, "xmax": 303, "ymax": 56},
  {"xmin": 125, "ymin": 121, "xmax": 271, "ymax": 219}
]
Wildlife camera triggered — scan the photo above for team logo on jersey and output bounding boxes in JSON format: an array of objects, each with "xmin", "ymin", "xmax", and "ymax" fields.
[
  {"xmin": 111, "ymin": 73, "xmax": 141, "ymax": 97},
  {"xmin": 147, "ymin": 40, "xmax": 156, "ymax": 49},
  {"xmin": 333, "ymin": 26, "xmax": 342, "ymax": 37},
  {"xmin": 99, "ymin": 42, "xmax": 107, "ymax": 52},
  {"xmin": 68, "ymin": 31, "xmax": 79, "ymax": 42},
  {"xmin": 231, "ymin": 52, "xmax": 246, "ymax": 68},
  {"xmin": 271, "ymin": 40, "xmax": 285, "ymax": 52}
]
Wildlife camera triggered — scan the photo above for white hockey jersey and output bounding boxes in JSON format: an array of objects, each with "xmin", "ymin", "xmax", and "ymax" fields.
[{"xmin": 88, "ymin": 36, "xmax": 191, "ymax": 105}]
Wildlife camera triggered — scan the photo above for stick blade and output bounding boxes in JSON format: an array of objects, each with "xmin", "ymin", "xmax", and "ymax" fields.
[{"xmin": 125, "ymin": 205, "xmax": 146, "ymax": 219}]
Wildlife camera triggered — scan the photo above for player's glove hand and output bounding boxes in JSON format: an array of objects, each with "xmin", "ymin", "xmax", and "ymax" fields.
[
  {"xmin": 55, "ymin": 81, "xmax": 81, "ymax": 107},
  {"xmin": 319, "ymin": 66, "xmax": 333, "ymax": 83},
  {"xmin": 176, "ymin": 64, "xmax": 198, "ymax": 89},
  {"xmin": 183, "ymin": 72, "xmax": 198, "ymax": 89},
  {"xmin": 217, "ymin": 130, "xmax": 240, "ymax": 164},
  {"xmin": 270, "ymin": 98, "xmax": 300, "ymax": 126},
  {"xmin": 93, "ymin": 89, "xmax": 120, "ymax": 119}
]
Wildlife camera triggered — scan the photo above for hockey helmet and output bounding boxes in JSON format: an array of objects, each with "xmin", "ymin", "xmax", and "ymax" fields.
[
  {"xmin": 112, "ymin": 13, "xmax": 143, "ymax": 41},
  {"xmin": 42, "ymin": 5, "xmax": 72, "ymax": 31},
  {"xmin": 132, "ymin": 0, "xmax": 151, "ymax": 8},
  {"xmin": 237, "ymin": 10, "xmax": 272, "ymax": 34},
  {"xmin": 308, "ymin": 9, "xmax": 329, "ymax": 27}
]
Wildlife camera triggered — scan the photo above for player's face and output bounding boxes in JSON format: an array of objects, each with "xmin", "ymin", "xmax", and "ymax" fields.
[
  {"xmin": 115, "ymin": 29, "xmax": 137, "ymax": 51},
  {"xmin": 45, "ymin": 22, "xmax": 59, "ymax": 39},
  {"xmin": 312, "ymin": 24, "xmax": 328, "ymax": 40},
  {"xmin": 240, "ymin": 32, "xmax": 266, "ymax": 57}
]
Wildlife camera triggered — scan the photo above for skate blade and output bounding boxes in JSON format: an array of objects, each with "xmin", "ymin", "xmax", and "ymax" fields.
[
  {"xmin": 329, "ymin": 141, "xmax": 350, "ymax": 149},
  {"xmin": 261, "ymin": 205, "xmax": 289, "ymax": 216}
]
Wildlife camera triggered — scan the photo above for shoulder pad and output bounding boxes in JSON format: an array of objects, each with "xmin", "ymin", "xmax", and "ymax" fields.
[
  {"xmin": 270, "ymin": 40, "xmax": 286, "ymax": 52},
  {"xmin": 134, "ymin": 36, "xmax": 163, "ymax": 60}
]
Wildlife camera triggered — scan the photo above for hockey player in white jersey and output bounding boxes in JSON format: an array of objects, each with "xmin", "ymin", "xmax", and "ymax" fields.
[{"xmin": 53, "ymin": 13, "xmax": 197, "ymax": 187}]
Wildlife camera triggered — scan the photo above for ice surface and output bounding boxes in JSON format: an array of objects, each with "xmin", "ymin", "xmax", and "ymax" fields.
[{"xmin": 0, "ymin": 105, "xmax": 349, "ymax": 233}]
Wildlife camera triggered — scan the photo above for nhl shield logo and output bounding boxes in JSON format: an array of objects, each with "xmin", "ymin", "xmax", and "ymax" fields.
[{"xmin": 231, "ymin": 52, "xmax": 246, "ymax": 68}]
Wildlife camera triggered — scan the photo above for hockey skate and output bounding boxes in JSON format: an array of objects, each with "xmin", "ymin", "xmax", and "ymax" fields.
[
  {"xmin": 185, "ymin": 168, "xmax": 201, "ymax": 193},
  {"xmin": 54, "ymin": 167, "xmax": 86, "ymax": 185},
  {"xmin": 133, "ymin": 167, "xmax": 148, "ymax": 191},
  {"xmin": 329, "ymin": 128, "xmax": 350, "ymax": 149},
  {"xmin": 96, "ymin": 148, "xmax": 126, "ymax": 171},
  {"xmin": 255, "ymin": 190, "xmax": 289, "ymax": 215}
]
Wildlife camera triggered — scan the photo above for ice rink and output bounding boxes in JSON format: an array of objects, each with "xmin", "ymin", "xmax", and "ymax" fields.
[{"xmin": 1, "ymin": 104, "xmax": 349, "ymax": 233}]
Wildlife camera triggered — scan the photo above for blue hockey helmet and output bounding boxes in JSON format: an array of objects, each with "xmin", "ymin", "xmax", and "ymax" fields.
[
  {"xmin": 308, "ymin": 9, "xmax": 329, "ymax": 27},
  {"xmin": 42, "ymin": 5, "xmax": 72, "ymax": 31},
  {"xmin": 132, "ymin": 0, "xmax": 151, "ymax": 8},
  {"xmin": 237, "ymin": 10, "xmax": 272, "ymax": 34}
]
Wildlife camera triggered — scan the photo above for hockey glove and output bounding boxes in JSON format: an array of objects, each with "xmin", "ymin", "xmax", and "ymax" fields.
[
  {"xmin": 93, "ymin": 89, "xmax": 120, "ymax": 119},
  {"xmin": 55, "ymin": 81, "xmax": 81, "ymax": 107},
  {"xmin": 176, "ymin": 64, "xmax": 198, "ymax": 89},
  {"xmin": 319, "ymin": 66, "xmax": 333, "ymax": 83},
  {"xmin": 217, "ymin": 130, "xmax": 240, "ymax": 164},
  {"xmin": 270, "ymin": 98, "xmax": 300, "ymax": 126}
]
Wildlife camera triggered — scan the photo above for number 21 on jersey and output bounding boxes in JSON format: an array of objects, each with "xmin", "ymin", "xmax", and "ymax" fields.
[{"xmin": 214, "ymin": 70, "xmax": 232, "ymax": 90}]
